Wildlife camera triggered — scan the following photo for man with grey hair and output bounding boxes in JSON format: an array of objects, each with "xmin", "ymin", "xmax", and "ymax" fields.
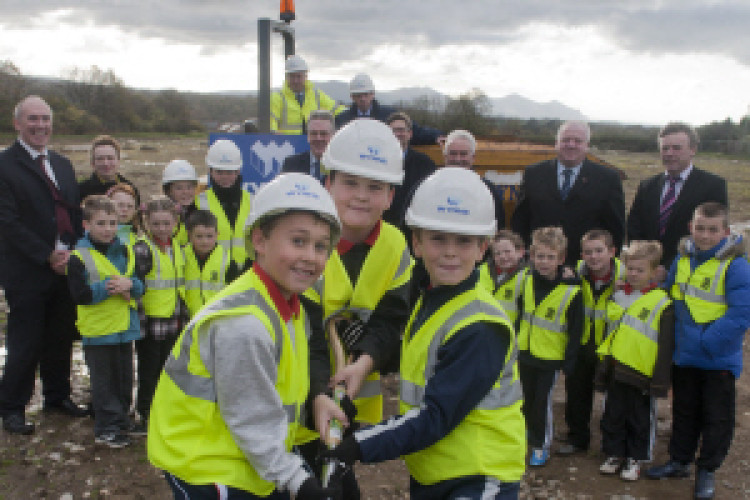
[
  {"xmin": 281, "ymin": 109, "xmax": 334, "ymax": 184},
  {"xmin": 0, "ymin": 95, "xmax": 87, "ymax": 435},
  {"xmin": 335, "ymin": 73, "xmax": 443, "ymax": 146},
  {"xmin": 627, "ymin": 121, "xmax": 727, "ymax": 266},
  {"xmin": 443, "ymin": 129, "xmax": 505, "ymax": 228}
]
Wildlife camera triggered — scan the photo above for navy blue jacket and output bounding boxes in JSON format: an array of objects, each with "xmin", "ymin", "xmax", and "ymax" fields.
[{"xmin": 334, "ymin": 99, "xmax": 442, "ymax": 146}]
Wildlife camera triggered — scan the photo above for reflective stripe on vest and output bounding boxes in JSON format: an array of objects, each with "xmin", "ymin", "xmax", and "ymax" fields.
[
  {"xmin": 493, "ymin": 269, "xmax": 528, "ymax": 322},
  {"xmin": 672, "ymin": 256, "xmax": 730, "ymax": 323},
  {"xmin": 141, "ymin": 237, "xmax": 181, "ymax": 318},
  {"xmin": 182, "ymin": 244, "xmax": 230, "ymax": 317},
  {"xmin": 196, "ymin": 190, "xmax": 253, "ymax": 266},
  {"xmin": 276, "ymin": 89, "xmax": 322, "ymax": 134},
  {"xmin": 576, "ymin": 258, "xmax": 622, "ymax": 345},
  {"xmin": 518, "ymin": 276, "xmax": 579, "ymax": 360},
  {"xmin": 398, "ymin": 284, "xmax": 525, "ymax": 484}
]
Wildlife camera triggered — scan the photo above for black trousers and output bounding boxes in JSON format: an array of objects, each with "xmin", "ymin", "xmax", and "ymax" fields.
[
  {"xmin": 564, "ymin": 343, "xmax": 597, "ymax": 449},
  {"xmin": 669, "ymin": 365, "xmax": 736, "ymax": 471},
  {"xmin": 0, "ymin": 277, "xmax": 77, "ymax": 416},
  {"xmin": 600, "ymin": 379, "xmax": 656, "ymax": 460},
  {"xmin": 519, "ymin": 362, "xmax": 557, "ymax": 450},
  {"xmin": 136, "ymin": 332, "xmax": 178, "ymax": 421},
  {"xmin": 84, "ymin": 342, "xmax": 133, "ymax": 435}
]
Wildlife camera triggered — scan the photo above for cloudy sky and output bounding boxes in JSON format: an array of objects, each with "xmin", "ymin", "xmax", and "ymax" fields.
[{"xmin": 2, "ymin": 1, "xmax": 750, "ymax": 125}]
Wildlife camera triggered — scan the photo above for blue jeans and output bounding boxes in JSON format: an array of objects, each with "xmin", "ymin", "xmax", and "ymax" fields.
[{"xmin": 165, "ymin": 473, "xmax": 290, "ymax": 500}]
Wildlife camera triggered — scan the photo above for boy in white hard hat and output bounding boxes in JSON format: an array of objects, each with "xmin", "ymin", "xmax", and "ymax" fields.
[
  {"xmin": 322, "ymin": 167, "xmax": 526, "ymax": 499},
  {"xmin": 148, "ymin": 173, "xmax": 346, "ymax": 500},
  {"xmin": 194, "ymin": 139, "xmax": 252, "ymax": 271}
]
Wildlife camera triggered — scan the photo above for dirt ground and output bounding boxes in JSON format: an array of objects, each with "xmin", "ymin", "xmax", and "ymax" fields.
[{"xmin": 0, "ymin": 137, "xmax": 749, "ymax": 499}]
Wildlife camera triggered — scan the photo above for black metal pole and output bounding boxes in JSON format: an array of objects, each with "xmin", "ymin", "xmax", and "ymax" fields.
[{"xmin": 257, "ymin": 18, "xmax": 271, "ymax": 133}]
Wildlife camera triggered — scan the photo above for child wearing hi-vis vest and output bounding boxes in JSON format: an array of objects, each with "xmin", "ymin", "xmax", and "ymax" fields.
[
  {"xmin": 161, "ymin": 159, "xmax": 198, "ymax": 246},
  {"xmin": 560, "ymin": 229, "xmax": 623, "ymax": 457},
  {"xmin": 180, "ymin": 209, "xmax": 242, "ymax": 318},
  {"xmin": 67, "ymin": 196, "xmax": 144, "ymax": 448},
  {"xmin": 595, "ymin": 240, "xmax": 674, "ymax": 481},
  {"xmin": 478, "ymin": 229, "xmax": 529, "ymax": 323},
  {"xmin": 302, "ymin": 120, "xmax": 413, "ymax": 497},
  {"xmin": 322, "ymin": 167, "xmax": 526, "ymax": 500},
  {"xmin": 647, "ymin": 202, "xmax": 750, "ymax": 500},
  {"xmin": 132, "ymin": 197, "xmax": 187, "ymax": 433},
  {"xmin": 148, "ymin": 173, "xmax": 346, "ymax": 500},
  {"xmin": 107, "ymin": 182, "xmax": 140, "ymax": 248},
  {"xmin": 517, "ymin": 226, "xmax": 583, "ymax": 468}
]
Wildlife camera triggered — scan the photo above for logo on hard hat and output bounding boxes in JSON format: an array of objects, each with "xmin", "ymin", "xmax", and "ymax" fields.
[
  {"xmin": 437, "ymin": 196, "xmax": 470, "ymax": 215},
  {"xmin": 285, "ymin": 183, "xmax": 320, "ymax": 200},
  {"xmin": 359, "ymin": 146, "xmax": 387, "ymax": 165},
  {"xmin": 447, "ymin": 197, "xmax": 461, "ymax": 206},
  {"xmin": 220, "ymin": 154, "xmax": 231, "ymax": 163}
]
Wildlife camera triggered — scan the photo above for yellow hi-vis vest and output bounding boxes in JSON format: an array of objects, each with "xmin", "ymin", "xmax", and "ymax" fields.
[
  {"xmin": 576, "ymin": 258, "xmax": 622, "ymax": 346},
  {"xmin": 173, "ymin": 221, "xmax": 188, "ymax": 247},
  {"xmin": 493, "ymin": 268, "xmax": 529, "ymax": 324},
  {"xmin": 147, "ymin": 269, "xmax": 310, "ymax": 495},
  {"xmin": 518, "ymin": 276, "xmax": 580, "ymax": 361},
  {"xmin": 270, "ymin": 81, "xmax": 339, "ymax": 135},
  {"xmin": 71, "ymin": 247, "xmax": 136, "ymax": 337},
  {"xmin": 195, "ymin": 189, "xmax": 253, "ymax": 266},
  {"xmin": 141, "ymin": 237, "xmax": 182, "ymax": 318},
  {"xmin": 181, "ymin": 244, "xmax": 230, "ymax": 318},
  {"xmin": 597, "ymin": 290, "xmax": 671, "ymax": 377},
  {"xmin": 399, "ymin": 284, "xmax": 526, "ymax": 484},
  {"xmin": 671, "ymin": 256, "xmax": 731, "ymax": 324},
  {"xmin": 477, "ymin": 262, "xmax": 494, "ymax": 293},
  {"xmin": 305, "ymin": 222, "xmax": 414, "ymax": 424}
]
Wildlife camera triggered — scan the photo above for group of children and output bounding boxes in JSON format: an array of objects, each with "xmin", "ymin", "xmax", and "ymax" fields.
[
  {"xmin": 69, "ymin": 140, "xmax": 250, "ymax": 448},
  {"xmin": 69, "ymin": 118, "xmax": 748, "ymax": 500}
]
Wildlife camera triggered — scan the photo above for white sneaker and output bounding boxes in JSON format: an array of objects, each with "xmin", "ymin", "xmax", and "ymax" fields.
[
  {"xmin": 620, "ymin": 458, "xmax": 640, "ymax": 481},
  {"xmin": 600, "ymin": 456, "xmax": 623, "ymax": 475}
]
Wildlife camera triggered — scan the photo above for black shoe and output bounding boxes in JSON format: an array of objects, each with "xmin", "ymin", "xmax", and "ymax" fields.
[
  {"xmin": 43, "ymin": 398, "xmax": 89, "ymax": 418},
  {"xmin": 694, "ymin": 468, "xmax": 715, "ymax": 499},
  {"xmin": 2, "ymin": 414, "xmax": 34, "ymax": 435},
  {"xmin": 556, "ymin": 443, "xmax": 586, "ymax": 456},
  {"xmin": 127, "ymin": 420, "xmax": 147, "ymax": 437},
  {"xmin": 95, "ymin": 432, "xmax": 131, "ymax": 449},
  {"xmin": 646, "ymin": 459, "xmax": 691, "ymax": 479}
]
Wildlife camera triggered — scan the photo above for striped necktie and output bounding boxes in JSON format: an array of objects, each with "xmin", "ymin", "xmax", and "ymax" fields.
[
  {"xmin": 659, "ymin": 176, "xmax": 680, "ymax": 236},
  {"xmin": 560, "ymin": 168, "xmax": 573, "ymax": 200}
]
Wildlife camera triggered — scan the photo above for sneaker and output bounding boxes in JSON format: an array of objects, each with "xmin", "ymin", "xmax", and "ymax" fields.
[
  {"xmin": 620, "ymin": 458, "xmax": 640, "ymax": 481},
  {"xmin": 529, "ymin": 448, "xmax": 549, "ymax": 467},
  {"xmin": 600, "ymin": 456, "xmax": 623, "ymax": 475},
  {"xmin": 127, "ymin": 420, "xmax": 147, "ymax": 436},
  {"xmin": 95, "ymin": 432, "xmax": 131, "ymax": 449}
]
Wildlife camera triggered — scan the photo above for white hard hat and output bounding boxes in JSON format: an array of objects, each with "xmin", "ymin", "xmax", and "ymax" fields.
[
  {"xmin": 285, "ymin": 55, "xmax": 309, "ymax": 73},
  {"xmin": 206, "ymin": 139, "xmax": 243, "ymax": 171},
  {"xmin": 350, "ymin": 73, "xmax": 374, "ymax": 94},
  {"xmin": 162, "ymin": 159, "xmax": 197, "ymax": 185},
  {"xmin": 405, "ymin": 167, "xmax": 497, "ymax": 236},
  {"xmin": 247, "ymin": 173, "xmax": 341, "ymax": 242},
  {"xmin": 322, "ymin": 118, "xmax": 404, "ymax": 185}
]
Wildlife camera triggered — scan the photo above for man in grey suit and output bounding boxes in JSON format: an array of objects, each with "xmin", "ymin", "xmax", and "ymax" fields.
[
  {"xmin": 280, "ymin": 110, "xmax": 334, "ymax": 184},
  {"xmin": 628, "ymin": 122, "xmax": 728, "ymax": 267}
]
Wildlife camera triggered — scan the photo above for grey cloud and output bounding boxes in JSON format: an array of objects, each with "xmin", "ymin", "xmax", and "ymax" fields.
[{"xmin": 4, "ymin": 1, "xmax": 750, "ymax": 65}]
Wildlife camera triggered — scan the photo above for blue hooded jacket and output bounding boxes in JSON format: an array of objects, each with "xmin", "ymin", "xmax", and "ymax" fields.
[{"xmin": 665, "ymin": 233, "xmax": 750, "ymax": 377}]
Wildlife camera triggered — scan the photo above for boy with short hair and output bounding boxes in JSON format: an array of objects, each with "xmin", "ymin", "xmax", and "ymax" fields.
[
  {"xmin": 323, "ymin": 167, "xmax": 526, "ymax": 499},
  {"xmin": 67, "ymin": 195, "xmax": 144, "ymax": 448},
  {"xmin": 148, "ymin": 173, "xmax": 345, "ymax": 499},
  {"xmin": 647, "ymin": 202, "xmax": 750, "ymax": 500},
  {"xmin": 180, "ymin": 209, "xmax": 242, "ymax": 317},
  {"xmin": 479, "ymin": 229, "xmax": 529, "ymax": 323},
  {"xmin": 559, "ymin": 229, "xmax": 622, "ymax": 456},
  {"xmin": 518, "ymin": 226, "xmax": 583, "ymax": 467},
  {"xmin": 596, "ymin": 240, "xmax": 674, "ymax": 481}
]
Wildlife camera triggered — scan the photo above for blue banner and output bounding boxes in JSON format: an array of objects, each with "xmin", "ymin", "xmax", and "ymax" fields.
[{"xmin": 209, "ymin": 133, "xmax": 310, "ymax": 194}]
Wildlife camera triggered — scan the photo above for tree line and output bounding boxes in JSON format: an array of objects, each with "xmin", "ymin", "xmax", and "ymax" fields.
[{"xmin": 1, "ymin": 60, "xmax": 748, "ymax": 154}]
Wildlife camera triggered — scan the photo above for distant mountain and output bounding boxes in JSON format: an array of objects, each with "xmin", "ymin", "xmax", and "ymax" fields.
[{"xmin": 314, "ymin": 82, "xmax": 586, "ymax": 121}]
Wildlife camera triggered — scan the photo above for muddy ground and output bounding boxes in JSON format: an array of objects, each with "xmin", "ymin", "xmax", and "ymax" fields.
[{"xmin": 0, "ymin": 138, "xmax": 749, "ymax": 499}]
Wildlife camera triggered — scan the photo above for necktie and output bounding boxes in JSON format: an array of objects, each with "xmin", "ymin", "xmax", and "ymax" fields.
[
  {"xmin": 36, "ymin": 154, "xmax": 75, "ymax": 244},
  {"xmin": 310, "ymin": 158, "xmax": 319, "ymax": 180},
  {"xmin": 295, "ymin": 92, "xmax": 304, "ymax": 106},
  {"xmin": 659, "ymin": 176, "xmax": 680, "ymax": 236},
  {"xmin": 560, "ymin": 168, "xmax": 573, "ymax": 200}
]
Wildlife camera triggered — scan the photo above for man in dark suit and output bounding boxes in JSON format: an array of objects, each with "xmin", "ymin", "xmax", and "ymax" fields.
[
  {"xmin": 382, "ymin": 112, "xmax": 437, "ymax": 229},
  {"xmin": 281, "ymin": 109, "xmax": 333, "ymax": 184},
  {"xmin": 511, "ymin": 121, "xmax": 625, "ymax": 265},
  {"xmin": 628, "ymin": 122, "xmax": 728, "ymax": 267},
  {"xmin": 335, "ymin": 73, "xmax": 443, "ymax": 146},
  {"xmin": 0, "ymin": 96, "xmax": 88, "ymax": 435}
]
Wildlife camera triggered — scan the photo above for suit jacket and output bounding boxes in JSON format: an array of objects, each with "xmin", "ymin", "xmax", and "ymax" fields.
[
  {"xmin": 334, "ymin": 99, "xmax": 441, "ymax": 146},
  {"xmin": 0, "ymin": 140, "xmax": 82, "ymax": 290},
  {"xmin": 281, "ymin": 151, "xmax": 325, "ymax": 184},
  {"xmin": 511, "ymin": 158, "xmax": 625, "ymax": 265},
  {"xmin": 627, "ymin": 167, "xmax": 728, "ymax": 266},
  {"xmin": 383, "ymin": 148, "xmax": 437, "ymax": 228}
]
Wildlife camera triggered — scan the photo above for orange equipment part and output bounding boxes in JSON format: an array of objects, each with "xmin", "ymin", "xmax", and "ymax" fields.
[{"xmin": 280, "ymin": 0, "xmax": 295, "ymax": 22}]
